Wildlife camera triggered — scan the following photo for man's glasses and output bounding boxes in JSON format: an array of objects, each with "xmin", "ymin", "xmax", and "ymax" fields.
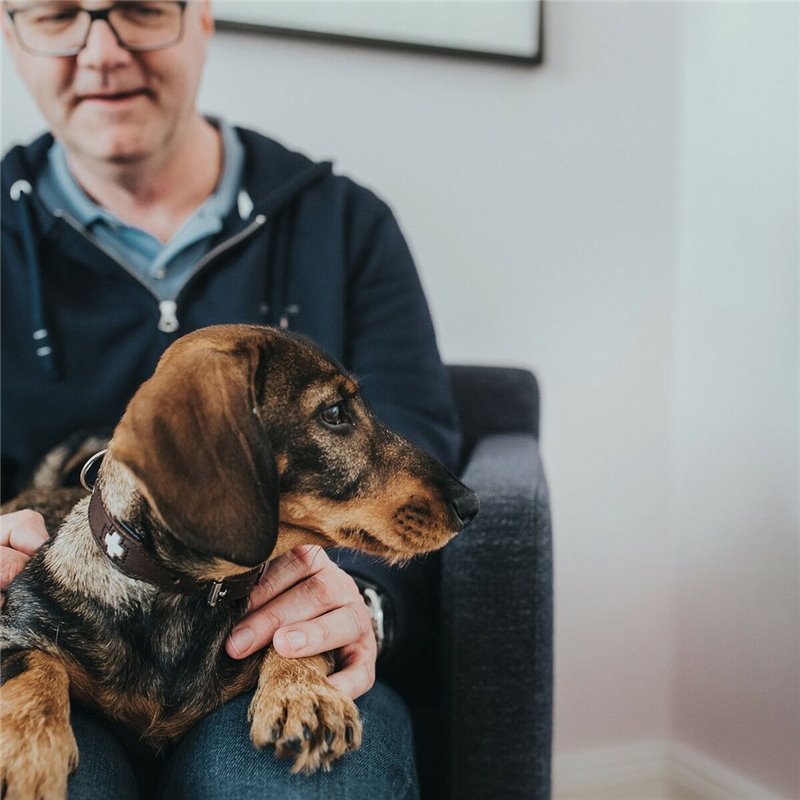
[{"xmin": 5, "ymin": 1, "xmax": 188, "ymax": 57}]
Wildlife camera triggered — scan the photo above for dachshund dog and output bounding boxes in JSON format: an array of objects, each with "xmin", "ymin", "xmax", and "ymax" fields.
[{"xmin": 0, "ymin": 324, "xmax": 478, "ymax": 799}]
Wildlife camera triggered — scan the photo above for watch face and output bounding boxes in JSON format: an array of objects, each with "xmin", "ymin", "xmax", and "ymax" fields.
[{"xmin": 357, "ymin": 582, "xmax": 391, "ymax": 655}]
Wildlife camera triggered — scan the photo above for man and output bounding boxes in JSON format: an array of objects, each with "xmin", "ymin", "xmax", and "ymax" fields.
[{"xmin": 0, "ymin": 1, "xmax": 461, "ymax": 797}]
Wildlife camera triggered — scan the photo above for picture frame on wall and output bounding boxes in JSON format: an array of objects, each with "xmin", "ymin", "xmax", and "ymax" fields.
[{"xmin": 213, "ymin": 1, "xmax": 543, "ymax": 65}]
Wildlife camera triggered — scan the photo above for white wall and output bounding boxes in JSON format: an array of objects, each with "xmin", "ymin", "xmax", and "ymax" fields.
[
  {"xmin": 3, "ymin": 2, "xmax": 798, "ymax": 796},
  {"xmin": 672, "ymin": 3, "xmax": 799, "ymax": 796}
]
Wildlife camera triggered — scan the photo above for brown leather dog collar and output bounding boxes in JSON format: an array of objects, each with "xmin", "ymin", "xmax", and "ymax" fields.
[{"xmin": 88, "ymin": 490, "xmax": 264, "ymax": 607}]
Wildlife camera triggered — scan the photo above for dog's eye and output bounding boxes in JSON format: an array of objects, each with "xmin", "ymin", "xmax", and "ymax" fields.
[{"xmin": 320, "ymin": 402, "xmax": 352, "ymax": 429}]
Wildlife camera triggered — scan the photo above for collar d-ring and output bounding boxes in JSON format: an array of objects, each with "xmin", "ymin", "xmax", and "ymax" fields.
[{"xmin": 80, "ymin": 448, "xmax": 108, "ymax": 491}]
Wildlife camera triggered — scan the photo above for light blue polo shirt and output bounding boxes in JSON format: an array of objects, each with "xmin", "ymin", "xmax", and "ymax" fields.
[{"xmin": 37, "ymin": 118, "xmax": 246, "ymax": 302}]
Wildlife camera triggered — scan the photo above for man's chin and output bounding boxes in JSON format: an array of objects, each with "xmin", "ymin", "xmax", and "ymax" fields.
[
  {"xmin": 89, "ymin": 145, "xmax": 151, "ymax": 167},
  {"xmin": 104, "ymin": 149, "xmax": 151, "ymax": 166},
  {"xmin": 66, "ymin": 128, "xmax": 157, "ymax": 168},
  {"xmin": 62, "ymin": 106, "xmax": 160, "ymax": 162}
]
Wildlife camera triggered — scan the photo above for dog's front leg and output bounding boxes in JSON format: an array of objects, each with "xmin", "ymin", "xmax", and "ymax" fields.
[
  {"xmin": 0, "ymin": 649, "xmax": 79, "ymax": 800},
  {"xmin": 248, "ymin": 646, "xmax": 362, "ymax": 774}
]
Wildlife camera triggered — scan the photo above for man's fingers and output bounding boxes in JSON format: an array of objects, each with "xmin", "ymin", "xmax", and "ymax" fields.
[
  {"xmin": 246, "ymin": 545, "xmax": 329, "ymax": 611},
  {"xmin": 326, "ymin": 642, "xmax": 377, "ymax": 701},
  {"xmin": 0, "ymin": 510, "xmax": 49, "ymax": 555},
  {"xmin": 0, "ymin": 546, "xmax": 31, "ymax": 592},
  {"xmin": 272, "ymin": 601, "xmax": 373, "ymax": 659},
  {"xmin": 227, "ymin": 559, "xmax": 361, "ymax": 659}
]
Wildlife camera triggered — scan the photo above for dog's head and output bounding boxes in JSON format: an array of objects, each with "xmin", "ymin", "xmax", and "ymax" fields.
[{"xmin": 109, "ymin": 325, "xmax": 477, "ymax": 573}]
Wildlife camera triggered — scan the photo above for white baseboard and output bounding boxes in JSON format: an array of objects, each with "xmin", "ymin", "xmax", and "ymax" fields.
[
  {"xmin": 554, "ymin": 739, "xmax": 787, "ymax": 800},
  {"xmin": 554, "ymin": 740, "xmax": 673, "ymax": 800},
  {"xmin": 670, "ymin": 742, "xmax": 786, "ymax": 800}
]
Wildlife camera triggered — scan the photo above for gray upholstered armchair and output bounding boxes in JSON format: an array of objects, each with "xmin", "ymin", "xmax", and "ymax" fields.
[{"xmin": 420, "ymin": 366, "xmax": 554, "ymax": 799}]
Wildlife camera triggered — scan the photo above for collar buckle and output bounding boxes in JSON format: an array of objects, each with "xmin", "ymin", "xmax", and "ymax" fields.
[{"xmin": 207, "ymin": 580, "xmax": 228, "ymax": 607}]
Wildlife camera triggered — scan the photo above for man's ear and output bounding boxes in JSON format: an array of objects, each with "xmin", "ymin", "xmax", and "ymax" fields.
[
  {"xmin": 2, "ymin": 11, "xmax": 17, "ymax": 49},
  {"xmin": 111, "ymin": 339, "xmax": 278, "ymax": 567},
  {"xmin": 198, "ymin": 0, "xmax": 214, "ymax": 37}
]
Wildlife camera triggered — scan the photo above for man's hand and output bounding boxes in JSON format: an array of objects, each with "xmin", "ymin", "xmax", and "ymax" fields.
[
  {"xmin": 226, "ymin": 545, "xmax": 377, "ymax": 701},
  {"xmin": 0, "ymin": 509, "xmax": 50, "ymax": 600}
]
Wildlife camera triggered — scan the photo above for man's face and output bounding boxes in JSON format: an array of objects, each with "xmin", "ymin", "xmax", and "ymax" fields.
[{"xmin": 2, "ymin": 1, "xmax": 214, "ymax": 166}]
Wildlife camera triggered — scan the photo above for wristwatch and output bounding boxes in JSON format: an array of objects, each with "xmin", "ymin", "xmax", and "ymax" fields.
[{"xmin": 353, "ymin": 577, "xmax": 392, "ymax": 657}]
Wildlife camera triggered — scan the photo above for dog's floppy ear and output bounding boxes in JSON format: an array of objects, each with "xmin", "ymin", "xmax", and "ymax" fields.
[{"xmin": 111, "ymin": 335, "xmax": 278, "ymax": 567}]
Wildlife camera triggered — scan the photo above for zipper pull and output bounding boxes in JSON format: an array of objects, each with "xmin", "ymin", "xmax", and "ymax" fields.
[
  {"xmin": 158, "ymin": 300, "xmax": 179, "ymax": 333},
  {"xmin": 279, "ymin": 304, "xmax": 301, "ymax": 330}
]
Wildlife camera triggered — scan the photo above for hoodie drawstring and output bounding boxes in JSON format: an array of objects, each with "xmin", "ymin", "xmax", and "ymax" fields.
[
  {"xmin": 10, "ymin": 179, "xmax": 58, "ymax": 382},
  {"xmin": 267, "ymin": 204, "xmax": 301, "ymax": 331}
]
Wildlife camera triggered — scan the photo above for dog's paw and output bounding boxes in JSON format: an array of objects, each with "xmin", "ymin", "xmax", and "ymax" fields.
[
  {"xmin": 0, "ymin": 650, "xmax": 78, "ymax": 799},
  {"xmin": 248, "ymin": 677, "xmax": 362, "ymax": 774},
  {"xmin": 0, "ymin": 715, "xmax": 79, "ymax": 800}
]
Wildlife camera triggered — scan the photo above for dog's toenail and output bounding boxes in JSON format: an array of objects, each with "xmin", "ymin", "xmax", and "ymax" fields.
[
  {"xmin": 345, "ymin": 725, "xmax": 354, "ymax": 745},
  {"xmin": 303, "ymin": 724, "xmax": 312, "ymax": 741},
  {"xmin": 324, "ymin": 728, "xmax": 335, "ymax": 746},
  {"xmin": 271, "ymin": 722, "xmax": 283, "ymax": 741}
]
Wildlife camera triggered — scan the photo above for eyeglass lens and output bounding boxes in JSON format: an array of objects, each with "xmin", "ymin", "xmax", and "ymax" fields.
[{"xmin": 11, "ymin": 2, "xmax": 184, "ymax": 56}]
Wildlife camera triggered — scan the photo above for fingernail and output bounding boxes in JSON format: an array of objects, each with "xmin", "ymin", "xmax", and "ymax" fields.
[
  {"xmin": 283, "ymin": 630, "xmax": 307, "ymax": 651},
  {"xmin": 229, "ymin": 627, "xmax": 254, "ymax": 656}
]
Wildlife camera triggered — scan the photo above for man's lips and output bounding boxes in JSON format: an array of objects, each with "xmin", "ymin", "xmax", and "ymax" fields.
[{"xmin": 77, "ymin": 88, "xmax": 151, "ymax": 103}]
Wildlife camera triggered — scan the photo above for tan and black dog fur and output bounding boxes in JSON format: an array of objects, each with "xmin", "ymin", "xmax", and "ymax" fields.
[{"xmin": 0, "ymin": 324, "xmax": 478, "ymax": 799}]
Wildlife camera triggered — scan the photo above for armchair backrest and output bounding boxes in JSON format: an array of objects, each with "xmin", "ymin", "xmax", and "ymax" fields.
[{"xmin": 448, "ymin": 366, "xmax": 540, "ymax": 468}]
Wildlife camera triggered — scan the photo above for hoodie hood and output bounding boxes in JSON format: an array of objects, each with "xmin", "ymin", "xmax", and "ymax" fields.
[{"xmin": 234, "ymin": 128, "xmax": 333, "ymax": 216}]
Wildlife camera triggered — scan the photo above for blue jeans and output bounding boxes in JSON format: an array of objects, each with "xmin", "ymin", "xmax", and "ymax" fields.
[{"xmin": 68, "ymin": 682, "xmax": 419, "ymax": 800}]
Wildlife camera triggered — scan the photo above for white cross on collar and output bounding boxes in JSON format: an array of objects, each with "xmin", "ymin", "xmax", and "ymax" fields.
[{"xmin": 104, "ymin": 531, "xmax": 125, "ymax": 560}]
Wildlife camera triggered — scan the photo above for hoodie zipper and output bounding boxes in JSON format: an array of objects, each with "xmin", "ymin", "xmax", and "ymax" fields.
[
  {"xmin": 52, "ymin": 210, "xmax": 267, "ymax": 333},
  {"xmin": 173, "ymin": 213, "xmax": 267, "ymax": 310}
]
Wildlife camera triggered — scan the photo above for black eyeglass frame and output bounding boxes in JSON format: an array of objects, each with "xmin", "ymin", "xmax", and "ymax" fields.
[{"xmin": 5, "ymin": 1, "xmax": 188, "ymax": 57}]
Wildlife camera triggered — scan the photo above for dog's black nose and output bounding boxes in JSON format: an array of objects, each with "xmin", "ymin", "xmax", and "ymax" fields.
[{"xmin": 451, "ymin": 489, "xmax": 480, "ymax": 529}]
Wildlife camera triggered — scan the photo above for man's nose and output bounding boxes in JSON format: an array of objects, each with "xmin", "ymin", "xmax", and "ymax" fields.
[{"xmin": 75, "ymin": 17, "xmax": 131, "ymax": 68}]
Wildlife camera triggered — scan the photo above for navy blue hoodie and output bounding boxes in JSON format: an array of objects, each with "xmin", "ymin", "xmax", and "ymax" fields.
[{"xmin": 1, "ymin": 127, "xmax": 461, "ymax": 674}]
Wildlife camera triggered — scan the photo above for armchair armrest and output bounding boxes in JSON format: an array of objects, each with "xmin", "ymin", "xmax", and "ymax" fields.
[{"xmin": 440, "ymin": 433, "xmax": 553, "ymax": 800}]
